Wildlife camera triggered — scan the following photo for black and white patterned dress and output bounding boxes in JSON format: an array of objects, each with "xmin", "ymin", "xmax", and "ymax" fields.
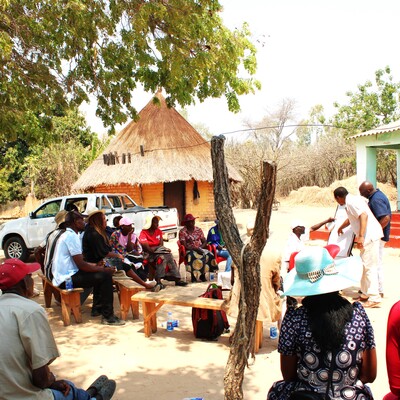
[{"xmin": 267, "ymin": 302, "xmax": 375, "ymax": 400}]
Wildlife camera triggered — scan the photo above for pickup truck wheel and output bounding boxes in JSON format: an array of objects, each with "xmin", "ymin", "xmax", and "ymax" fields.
[{"xmin": 4, "ymin": 237, "xmax": 29, "ymax": 261}]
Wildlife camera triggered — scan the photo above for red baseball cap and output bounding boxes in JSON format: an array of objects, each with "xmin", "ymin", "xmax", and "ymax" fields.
[
  {"xmin": 182, "ymin": 213, "xmax": 198, "ymax": 224},
  {"xmin": 0, "ymin": 259, "xmax": 41, "ymax": 290}
]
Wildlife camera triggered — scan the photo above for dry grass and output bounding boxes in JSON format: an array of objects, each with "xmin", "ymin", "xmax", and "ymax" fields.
[{"xmin": 284, "ymin": 176, "xmax": 398, "ymax": 208}]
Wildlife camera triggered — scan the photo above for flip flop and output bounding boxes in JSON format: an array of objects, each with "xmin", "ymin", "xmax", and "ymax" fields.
[
  {"xmin": 97, "ymin": 379, "xmax": 116, "ymax": 400},
  {"xmin": 151, "ymin": 283, "xmax": 161, "ymax": 292},
  {"xmin": 86, "ymin": 374, "xmax": 108, "ymax": 397}
]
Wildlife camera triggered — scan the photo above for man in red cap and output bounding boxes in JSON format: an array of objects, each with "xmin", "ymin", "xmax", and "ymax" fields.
[{"xmin": 0, "ymin": 259, "xmax": 116, "ymax": 399}]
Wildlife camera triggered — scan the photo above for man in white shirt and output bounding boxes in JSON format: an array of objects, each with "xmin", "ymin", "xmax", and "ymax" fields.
[
  {"xmin": 49, "ymin": 210, "xmax": 124, "ymax": 326},
  {"xmin": 334, "ymin": 186, "xmax": 383, "ymax": 307}
]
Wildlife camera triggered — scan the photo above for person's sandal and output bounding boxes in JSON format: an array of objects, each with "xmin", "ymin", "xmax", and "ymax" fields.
[
  {"xmin": 86, "ymin": 375, "xmax": 108, "ymax": 397},
  {"xmin": 151, "ymin": 283, "xmax": 161, "ymax": 292},
  {"xmin": 175, "ymin": 280, "xmax": 188, "ymax": 286},
  {"xmin": 96, "ymin": 379, "xmax": 116, "ymax": 400}
]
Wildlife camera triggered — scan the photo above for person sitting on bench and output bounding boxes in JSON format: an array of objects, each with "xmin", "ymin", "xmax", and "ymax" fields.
[
  {"xmin": 110, "ymin": 217, "xmax": 147, "ymax": 281},
  {"xmin": 50, "ymin": 210, "xmax": 124, "ymax": 326},
  {"xmin": 82, "ymin": 208, "xmax": 158, "ymax": 292}
]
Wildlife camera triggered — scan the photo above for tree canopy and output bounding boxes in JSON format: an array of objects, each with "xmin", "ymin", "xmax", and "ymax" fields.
[
  {"xmin": 1, "ymin": 0, "xmax": 259, "ymax": 141},
  {"xmin": 332, "ymin": 66, "xmax": 400, "ymax": 137}
]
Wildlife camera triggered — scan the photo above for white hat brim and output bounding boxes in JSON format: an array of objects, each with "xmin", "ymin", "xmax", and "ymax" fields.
[{"xmin": 283, "ymin": 256, "xmax": 362, "ymax": 297}]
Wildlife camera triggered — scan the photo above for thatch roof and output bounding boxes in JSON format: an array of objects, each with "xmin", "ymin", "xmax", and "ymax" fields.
[{"xmin": 73, "ymin": 92, "xmax": 242, "ymax": 191}]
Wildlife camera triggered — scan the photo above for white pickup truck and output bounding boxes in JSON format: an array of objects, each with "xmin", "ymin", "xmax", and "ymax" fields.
[{"xmin": 0, "ymin": 193, "xmax": 179, "ymax": 261}]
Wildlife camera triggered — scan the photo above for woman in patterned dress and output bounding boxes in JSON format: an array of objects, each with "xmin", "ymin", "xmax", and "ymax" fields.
[
  {"xmin": 179, "ymin": 214, "xmax": 217, "ymax": 282},
  {"xmin": 267, "ymin": 246, "xmax": 376, "ymax": 400}
]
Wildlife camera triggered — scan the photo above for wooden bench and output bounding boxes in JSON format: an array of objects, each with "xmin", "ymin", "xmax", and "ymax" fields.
[
  {"xmin": 39, "ymin": 273, "xmax": 84, "ymax": 326},
  {"xmin": 131, "ymin": 289, "xmax": 266, "ymax": 352},
  {"xmin": 112, "ymin": 277, "xmax": 146, "ymax": 320}
]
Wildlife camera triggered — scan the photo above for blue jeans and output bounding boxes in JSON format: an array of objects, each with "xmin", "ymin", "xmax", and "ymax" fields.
[
  {"xmin": 51, "ymin": 381, "xmax": 94, "ymax": 400},
  {"xmin": 217, "ymin": 250, "xmax": 232, "ymax": 272}
]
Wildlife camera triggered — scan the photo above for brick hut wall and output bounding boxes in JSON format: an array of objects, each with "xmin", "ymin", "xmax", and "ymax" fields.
[
  {"xmin": 94, "ymin": 183, "xmax": 163, "ymax": 207},
  {"xmin": 94, "ymin": 181, "xmax": 215, "ymax": 221},
  {"xmin": 185, "ymin": 180, "xmax": 215, "ymax": 222}
]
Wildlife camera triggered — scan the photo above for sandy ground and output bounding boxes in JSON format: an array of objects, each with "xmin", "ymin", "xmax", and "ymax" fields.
[{"xmin": 2, "ymin": 203, "xmax": 398, "ymax": 400}]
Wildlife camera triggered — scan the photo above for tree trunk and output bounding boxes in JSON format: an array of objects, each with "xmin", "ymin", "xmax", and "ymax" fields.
[{"xmin": 210, "ymin": 135, "xmax": 277, "ymax": 400}]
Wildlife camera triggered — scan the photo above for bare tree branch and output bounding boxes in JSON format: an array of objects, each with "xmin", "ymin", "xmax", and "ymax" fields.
[{"xmin": 211, "ymin": 135, "xmax": 277, "ymax": 400}]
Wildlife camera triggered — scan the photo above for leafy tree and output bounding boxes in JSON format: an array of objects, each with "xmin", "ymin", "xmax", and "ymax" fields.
[
  {"xmin": 296, "ymin": 104, "xmax": 326, "ymax": 146},
  {"xmin": 332, "ymin": 66, "xmax": 400, "ymax": 137},
  {"xmin": 0, "ymin": 107, "xmax": 104, "ymax": 202},
  {"xmin": 0, "ymin": 140, "xmax": 30, "ymax": 203},
  {"xmin": 1, "ymin": 0, "xmax": 259, "ymax": 142},
  {"xmin": 23, "ymin": 110, "xmax": 107, "ymax": 198}
]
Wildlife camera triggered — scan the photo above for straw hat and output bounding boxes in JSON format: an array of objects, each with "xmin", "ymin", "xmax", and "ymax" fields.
[
  {"xmin": 85, "ymin": 207, "xmax": 105, "ymax": 221},
  {"xmin": 283, "ymin": 246, "xmax": 362, "ymax": 297},
  {"xmin": 142, "ymin": 215, "xmax": 162, "ymax": 230},
  {"xmin": 54, "ymin": 210, "xmax": 68, "ymax": 227}
]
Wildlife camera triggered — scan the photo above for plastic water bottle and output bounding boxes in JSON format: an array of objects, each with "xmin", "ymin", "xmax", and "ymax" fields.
[
  {"xmin": 65, "ymin": 276, "xmax": 73, "ymax": 291},
  {"xmin": 270, "ymin": 324, "xmax": 278, "ymax": 339},
  {"xmin": 167, "ymin": 312, "xmax": 174, "ymax": 331}
]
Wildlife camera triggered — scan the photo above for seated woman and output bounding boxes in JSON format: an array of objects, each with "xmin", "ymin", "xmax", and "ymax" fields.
[
  {"xmin": 267, "ymin": 246, "xmax": 376, "ymax": 400},
  {"xmin": 139, "ymin": 215, "xmax": 187, "ymax": 290},
  {"xmin": 384, "ymin": 300, "xmax": 400, "ymax": 400},
  {"xmin": 110, "ymin": 217, "xmax": 148, "ymax": 281},
  {"xmin": 82, "ymin": 208, "xmax": 157, "ymax": 291},
  {"xmin": 179, "ymin": 213, "xmax": 217, "ymax": 282}
]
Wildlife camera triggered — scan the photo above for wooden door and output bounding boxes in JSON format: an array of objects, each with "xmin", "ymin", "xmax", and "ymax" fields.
[{"xmin": 164, "ymin": 181, "xmax": 185, "ymax": 224}]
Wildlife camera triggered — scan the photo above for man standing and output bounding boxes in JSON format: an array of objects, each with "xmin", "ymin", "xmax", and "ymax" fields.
[
  {"xmin": 334, "ymin": 186, "xmax": 383, "ymax": 308},
  {"xmin": 359, "ymin": 180, "xmax": 391, "ymax": 298},
  {"xmin": 48, "ymin": 210, "xmax": 124, "ymax": 326},
  {"xmin": 0, "ymin": 258, "xmax": 116, "ymax": 399}
]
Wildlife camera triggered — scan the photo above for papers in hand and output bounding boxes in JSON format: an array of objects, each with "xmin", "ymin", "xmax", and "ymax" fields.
[{"xmin": 124, "ymin": 257, "xmax": 143, "ymax": 269}]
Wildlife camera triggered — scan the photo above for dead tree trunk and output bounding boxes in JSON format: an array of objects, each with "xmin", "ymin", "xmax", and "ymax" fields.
[{"xmin": 211, "ymin": 135, "xmax": 277, "ymax": 400}]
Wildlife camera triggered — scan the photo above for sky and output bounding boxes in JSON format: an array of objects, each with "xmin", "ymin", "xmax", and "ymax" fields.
[{"xmin": 80, "ymin": 0, "xmax": 400, "ymax": 138}]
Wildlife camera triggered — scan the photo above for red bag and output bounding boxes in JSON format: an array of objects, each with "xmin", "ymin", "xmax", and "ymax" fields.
[{"xmin": 192, "ymin": 284, "xmax": 230, "ymax": 340}]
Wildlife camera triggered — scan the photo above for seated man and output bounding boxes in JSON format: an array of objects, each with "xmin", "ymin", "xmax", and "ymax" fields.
[
  {"xmin": 282, "ymin": 217, "xmax": 335, "ymax": 273},
  {"xmin": 47, "ymin": 210, "xmax": 125, "ymax": 326},
  {"xmin": 0, "ymin": 258, "xmax": 116, "ymax": 400}
]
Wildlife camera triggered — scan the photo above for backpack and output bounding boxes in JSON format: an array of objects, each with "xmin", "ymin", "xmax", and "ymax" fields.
[{"xmin": 192, "ymin": 284, "xmax": 230, "ymax": 340}]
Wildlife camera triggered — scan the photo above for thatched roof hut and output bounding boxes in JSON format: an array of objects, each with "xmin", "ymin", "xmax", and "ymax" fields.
[{"xmin": 73, "ymin": 91, "xmax": 241, "ymax": 221}]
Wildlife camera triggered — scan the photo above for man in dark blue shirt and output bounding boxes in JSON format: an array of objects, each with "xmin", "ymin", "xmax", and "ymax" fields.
[{"xmin": 359, "ymin": 181, "xmax": 391, "ymax": 297}]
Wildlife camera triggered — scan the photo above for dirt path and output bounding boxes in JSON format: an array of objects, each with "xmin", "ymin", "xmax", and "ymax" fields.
[{"xmin": 3, "ymin": 203, "xmax": 397, "ymax": 399}]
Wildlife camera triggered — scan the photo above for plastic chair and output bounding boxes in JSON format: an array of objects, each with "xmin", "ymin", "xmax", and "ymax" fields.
[
  {"xmin": 207, "ymin": 244, "xmax": 228, "ymax": 265},
  {"xmin": 177, "ymin": 240, "xmax": 188, "ymax": 266}
]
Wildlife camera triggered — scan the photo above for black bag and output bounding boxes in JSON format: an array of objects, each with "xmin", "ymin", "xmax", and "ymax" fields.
[{"xmin": 192, "ymin": 284, "xmax": 229, "ymax": 340}]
